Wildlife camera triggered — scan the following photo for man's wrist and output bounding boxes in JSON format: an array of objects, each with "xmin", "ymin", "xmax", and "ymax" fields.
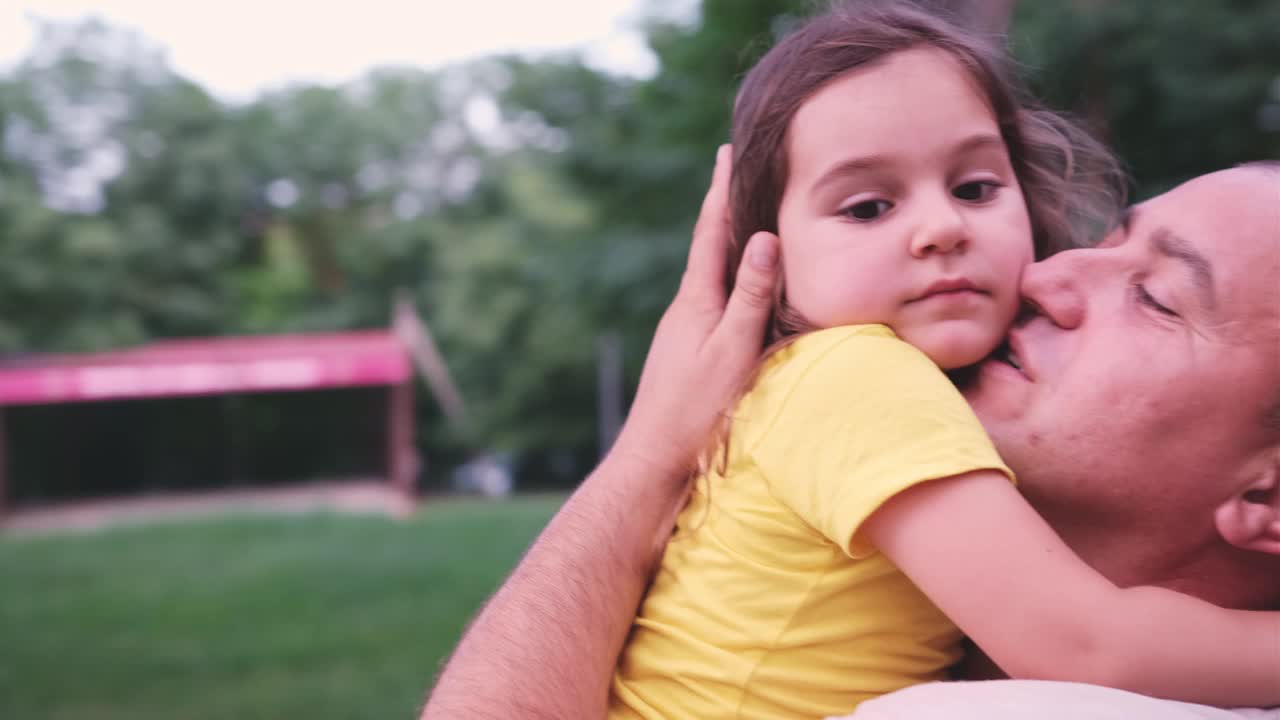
[
  {"xmin": 605, "ymin": 425, "xmax": 695, "ymax": 489},
  {"xmin": 584, "ymin": 435, "xmax": 693, "ymax": 578}
]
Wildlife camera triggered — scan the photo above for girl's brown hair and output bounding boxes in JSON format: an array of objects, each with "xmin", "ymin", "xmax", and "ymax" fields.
[
  {"xmin": 727, "ymin": 0, "xmax": 1128, "ymax": 343},
  {"xmin": 695, "ymin": 0, "xmax": 1127, "ymax": 478}
]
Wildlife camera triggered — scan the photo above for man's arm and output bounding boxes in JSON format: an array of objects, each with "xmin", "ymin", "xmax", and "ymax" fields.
[
  {"xmin": 420, "ymin": 145, "xmax": 781, "ymax": 719},
  {"xmin": 417, "ymin": 454, "xmax": 692, "ymax": 720}
]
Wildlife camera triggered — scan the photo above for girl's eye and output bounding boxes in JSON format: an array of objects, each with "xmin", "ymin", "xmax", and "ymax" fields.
[
  {"xmin": 953, "ymin": 181, "xmax": 999, "ymax": 202},
  {"xmin": 841, "ymin": 199, "xmax": 892, "ymax": 221},
  {"xmin": 1134, "ymin": 284, "xmax": 1178, "ymax": 317}
]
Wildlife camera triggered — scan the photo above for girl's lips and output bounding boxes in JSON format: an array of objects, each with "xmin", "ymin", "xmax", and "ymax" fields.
[{"xmin": 913, "ymin": 277, "xmax": 984, "ymax": 301}]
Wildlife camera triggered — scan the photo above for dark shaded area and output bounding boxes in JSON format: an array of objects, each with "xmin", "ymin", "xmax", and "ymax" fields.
[{"xmin": 5, "ymin": 388, "xmax": 386, "ymax": 506}]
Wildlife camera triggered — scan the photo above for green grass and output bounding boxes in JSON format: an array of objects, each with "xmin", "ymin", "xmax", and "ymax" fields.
[{"xmin": 0, "ymin": 495, "xmax": 563, "ymax": 720}]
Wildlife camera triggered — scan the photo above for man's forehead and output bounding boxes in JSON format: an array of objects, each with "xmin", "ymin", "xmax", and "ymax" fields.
[
  {"xmin": 1137, "ymin": 169, "xmax": 1279, "ymax": 333},
  {"xmin": 1137, "ymin": 170, "xmax": 1278, "ymax": 261}
]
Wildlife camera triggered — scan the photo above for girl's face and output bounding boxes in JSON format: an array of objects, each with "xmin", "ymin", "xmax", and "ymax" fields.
[{"xmin": 776, "ymin": 46, "xmax": 1033, "ymax": 369}]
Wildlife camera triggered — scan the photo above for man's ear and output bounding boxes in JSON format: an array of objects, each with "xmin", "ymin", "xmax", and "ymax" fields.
[{"xmin": 1214, "ymin": 452, "xmax": 1280, "ymax": 555}]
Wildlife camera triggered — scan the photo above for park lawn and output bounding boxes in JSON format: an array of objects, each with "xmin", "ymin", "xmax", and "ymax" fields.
[{"xmin": 0, "ymin": 495, "xmax": 563, "ymax": 720}]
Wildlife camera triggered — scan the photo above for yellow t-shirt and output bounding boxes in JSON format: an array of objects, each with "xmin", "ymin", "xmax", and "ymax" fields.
[{"xmin": 609, "ymin": 324, "xmax": 1014, "ymax": 720}]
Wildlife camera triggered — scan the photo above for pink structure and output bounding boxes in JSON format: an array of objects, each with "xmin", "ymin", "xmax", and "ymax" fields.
[{"xmin": 0, "ymin": 331, "xmax": 417, "ymax": 518}]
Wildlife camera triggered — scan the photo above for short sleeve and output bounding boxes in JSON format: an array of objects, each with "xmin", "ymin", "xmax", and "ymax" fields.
[{"xmin": 748, "ymin": 326, "xmax": 1013, "ymax": 558}]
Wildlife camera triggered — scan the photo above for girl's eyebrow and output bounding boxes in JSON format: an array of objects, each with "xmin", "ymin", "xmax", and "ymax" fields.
[
  {"xmin": 950, "ymin": 133, "xmax": 1006, "ymax": 156},
  {"xmin": 810, "ymin": 134, "xmax": 1005, "ymax": 194},
  {"xmin": 810, "ymin": 154, "xmax": 892, "ymax": 195}
]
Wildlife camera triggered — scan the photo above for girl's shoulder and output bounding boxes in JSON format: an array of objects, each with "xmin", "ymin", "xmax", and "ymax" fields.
[
  {"xmin": 762, "ymin": 323, "xmax": 934, "ymax": 383},
  {"xmin": 739, "ymin": 323, "xmax": 950, "ymax": 433}
]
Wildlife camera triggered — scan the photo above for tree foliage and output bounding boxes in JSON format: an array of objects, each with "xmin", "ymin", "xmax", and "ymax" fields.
[
  {"xmin": 1012, "ymin": 0, "xmax": 1280, "ymax": 196},
  {"xmin": 2, "ymin": 2, "xmax": 1275, "ymax": 490}
]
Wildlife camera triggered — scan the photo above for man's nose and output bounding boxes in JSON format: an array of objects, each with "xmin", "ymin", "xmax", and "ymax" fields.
[
  {"xmin": 1020, "ymin": 251, "xmax": 1087, "ymax": 329},
  {"xmin": 909, "ymin": 201, "xmax": 968, "ymax": 258}
]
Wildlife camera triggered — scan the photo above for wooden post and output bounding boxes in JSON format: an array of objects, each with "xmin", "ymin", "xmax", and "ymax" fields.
[
  {"xmin": 393, "ymin": 293, "xmax": 468, "ymax": 432},
  {"xmin": 387, "ymin": 379, "xmax": 417, "ymax": 505},
  {"xmin": 0, "ymin": 407, "xmax": 8, "ymax": 522}
]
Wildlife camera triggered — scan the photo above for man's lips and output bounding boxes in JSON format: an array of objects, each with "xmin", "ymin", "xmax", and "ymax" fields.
[{"xmin": 991, "ymin": 331, "xmax": 1034, "ymax": 381}]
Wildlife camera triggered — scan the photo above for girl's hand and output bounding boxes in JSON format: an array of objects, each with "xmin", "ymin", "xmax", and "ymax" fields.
[{"xmin": 610, "ymin": 144, "xmax": 781, "ymax": 484}]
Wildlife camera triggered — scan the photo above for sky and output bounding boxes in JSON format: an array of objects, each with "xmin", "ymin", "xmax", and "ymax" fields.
[{"xmin": 1, "ymin": 0, "xmax": 696, "ymax": 101}]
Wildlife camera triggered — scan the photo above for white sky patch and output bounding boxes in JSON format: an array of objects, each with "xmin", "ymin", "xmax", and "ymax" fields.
[{"xmin": 2, "ymin": 0, "xmax": 697, "ymax": 101}]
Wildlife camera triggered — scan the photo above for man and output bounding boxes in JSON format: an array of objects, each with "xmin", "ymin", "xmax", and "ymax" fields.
[{"xmin": 421, "ymin": 152, "xmax": 1280, "ymax": 719}]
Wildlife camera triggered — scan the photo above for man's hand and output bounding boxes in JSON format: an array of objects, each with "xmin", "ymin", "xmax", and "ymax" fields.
[
  {"xmin": 612, "ymin": 144, "xmax": 781, "ymax": 484},
  {"xmin": 420, "ymin": 145, "xmax": 781, "ymax": 720}
]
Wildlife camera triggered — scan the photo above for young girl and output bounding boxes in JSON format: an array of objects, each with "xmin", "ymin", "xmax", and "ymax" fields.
[{"xmin": 609, "ymin": 3, "xmax": 1280, "ymax": 719}]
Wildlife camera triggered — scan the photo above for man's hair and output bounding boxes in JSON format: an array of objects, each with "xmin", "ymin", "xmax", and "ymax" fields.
[{"xmin": 724, "ymin": 0, "xmax": 1127, "ymax": 343}]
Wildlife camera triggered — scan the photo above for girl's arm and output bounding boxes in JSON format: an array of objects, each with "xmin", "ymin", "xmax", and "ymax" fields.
[{"xmin": 863, "ymin": 470, "xmax": 1280, "ymax": 708}]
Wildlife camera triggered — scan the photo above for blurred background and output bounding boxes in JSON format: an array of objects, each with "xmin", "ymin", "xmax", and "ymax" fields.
[{"xmin": 0, "ymin": 1, "xmax": 1276, "ymax": 717}]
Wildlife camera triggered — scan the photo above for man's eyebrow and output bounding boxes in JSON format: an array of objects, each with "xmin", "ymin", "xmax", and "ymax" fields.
[{"xmin": 1151, "ymin": 227, "xmax": 1217, "ymax": 311}]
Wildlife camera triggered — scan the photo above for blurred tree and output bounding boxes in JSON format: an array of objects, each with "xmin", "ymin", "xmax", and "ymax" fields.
[
  {"xmin": 222, "ymin": 69, "xmax": 468, "ymax": 333},
  {"xmin": 468, "ymin": 1, "xmax": 811, "ymax": 477},
  {"xmin": 1012, "ymin": 0, "xmax": 1280, "ymax": 197},
  {"xmin": 3, "ymin": 1, "xmax": 1274, "ymax": 492},
  {"xmin": 0, "ymin": 19, "xmax": 235, "ymax": 351},
  {"xmin": 492, "ymin": 0, "xmax": 808, "ymax": 401}
]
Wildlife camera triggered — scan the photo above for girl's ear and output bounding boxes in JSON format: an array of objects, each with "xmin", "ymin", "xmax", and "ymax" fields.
[{"xmin": 1214, "ymin": 451, "xmax": 1280, "ymax": 555}]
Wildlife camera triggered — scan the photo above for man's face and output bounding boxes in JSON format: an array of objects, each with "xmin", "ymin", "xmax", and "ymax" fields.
[{"xmin": 966, "ymin": 168, "xmax": 1280, "ymax": 530}]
